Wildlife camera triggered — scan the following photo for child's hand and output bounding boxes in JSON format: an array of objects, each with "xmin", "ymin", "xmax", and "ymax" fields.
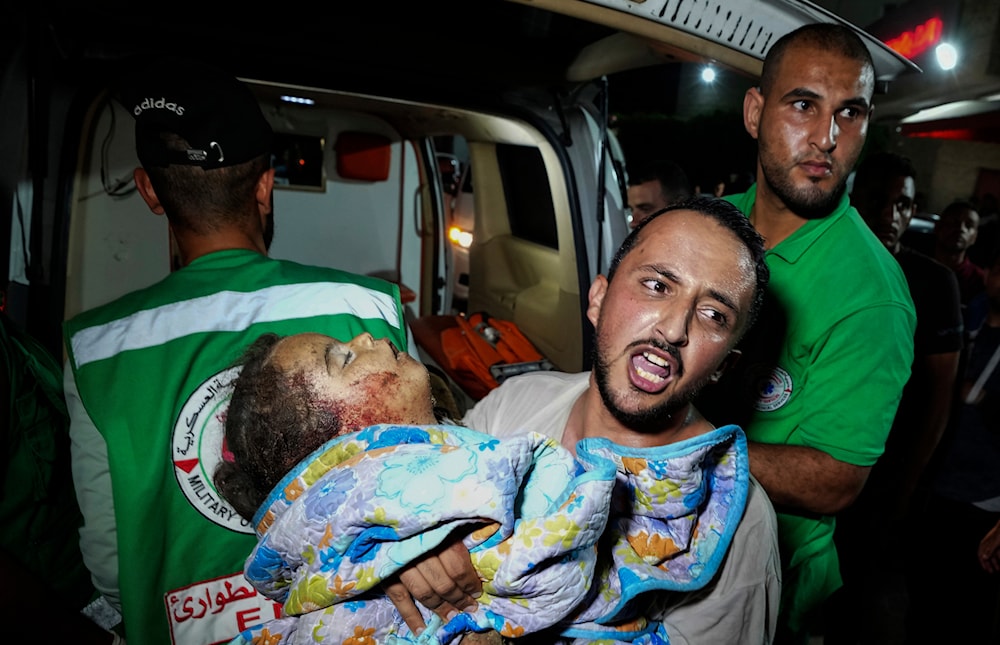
[{"xmin": 384, "ymin": 539, "xmax": 482, "ymax": 634}]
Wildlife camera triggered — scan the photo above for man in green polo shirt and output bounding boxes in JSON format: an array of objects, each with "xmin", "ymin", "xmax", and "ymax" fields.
[
  {"xmin": 64, "ymin": 58, "xmax": 410, "ymax": 645},
  {"xmin": 696, "ymin": 23, "xmax": 916, "ymax": 645}
]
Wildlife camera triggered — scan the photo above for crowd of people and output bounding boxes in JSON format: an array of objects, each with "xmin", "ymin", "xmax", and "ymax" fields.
[{"xmin": 3, "ymin": 18, "xmax": 999, "ymax": 645}]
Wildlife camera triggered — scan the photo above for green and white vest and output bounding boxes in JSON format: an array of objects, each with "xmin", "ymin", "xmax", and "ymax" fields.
[{"xmin": 64, "ymin": 249, "xmax": 407, "ymax": 645}]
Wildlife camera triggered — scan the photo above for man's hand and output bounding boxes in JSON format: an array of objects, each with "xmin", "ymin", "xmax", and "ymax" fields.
[
  {"xmin": 979, "ymin": 520, "xmax": 1000, "ymax": 574},
  {"xmin": 384, "ymin": 539, "xmax": 482, "ymax": 635}
]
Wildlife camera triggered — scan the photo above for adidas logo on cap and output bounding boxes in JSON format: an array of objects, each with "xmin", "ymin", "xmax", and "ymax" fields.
[{"xmin": 133, "ymin": 97, "xmax": 185, "ymax": 117}]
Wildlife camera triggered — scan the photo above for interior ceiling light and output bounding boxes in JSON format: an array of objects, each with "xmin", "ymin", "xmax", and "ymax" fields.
[
  {"xmin": 280, "ymin": 95, "xmax": 315, "ymax": 106},
  {"xmin": 701, "ymin": 66, "xmax": 716, "ymax": 83}
]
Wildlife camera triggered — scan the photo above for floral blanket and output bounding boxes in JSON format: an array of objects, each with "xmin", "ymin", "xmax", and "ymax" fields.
[{"xmin": 227, "ymin": 423, "xmax": 748, "ymax": 644}]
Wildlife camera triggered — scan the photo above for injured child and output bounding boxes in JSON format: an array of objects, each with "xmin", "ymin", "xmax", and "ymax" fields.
[{"xmin": 216, "ymin": 332, "xmax": 750, "ymax": 645}]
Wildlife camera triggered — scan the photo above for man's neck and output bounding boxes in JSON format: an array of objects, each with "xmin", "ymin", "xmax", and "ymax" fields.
[
  {"xmin": 749, "ymin": 180, "xmax": 808, "ymax": 249},
  {"xmin": 173, "ymin": 229, "xmax": 267, "ymax": 267},
  {"xmin": 561, "ymin": 374, "xmax": 713, "ymax": 454}
]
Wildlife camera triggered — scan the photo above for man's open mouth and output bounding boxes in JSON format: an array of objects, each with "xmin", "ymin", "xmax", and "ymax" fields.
[{"xmin": 629, "ymin": 350, "xmax": 676, "ymax": 393}]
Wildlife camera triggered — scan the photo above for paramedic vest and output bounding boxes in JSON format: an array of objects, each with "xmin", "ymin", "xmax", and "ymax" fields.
[{"xmin": 64, "ymin": 250, "xmax": 407, "ymax": 645}]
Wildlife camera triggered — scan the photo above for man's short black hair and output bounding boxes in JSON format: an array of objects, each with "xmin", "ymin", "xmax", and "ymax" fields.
[
  {"xmin": 627, "ymin": 158, "xmax": 692, "ymax": 204},
  {"xmin": 940, "ymin": 200, "xmax": 979, "ymax": 221},
  {"xmin": 760, "ymin": 23, "xmax": 874, "ymax": 95},
  {"xmin": 608, "ymin": 195, "xmax": 770, "ymax": 334},
  {"xmin": 853, "ymin": 151, "xmax": 917, "ymax": 196}
]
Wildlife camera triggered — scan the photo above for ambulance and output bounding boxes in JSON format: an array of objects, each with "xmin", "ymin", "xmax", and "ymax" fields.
[{"xmin": 1, "ymin": 0, "xmax": 916, "ymax": 406}]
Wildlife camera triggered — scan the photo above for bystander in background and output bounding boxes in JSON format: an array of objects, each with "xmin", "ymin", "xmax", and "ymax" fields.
[
  {"xmin": 905, "ymin": 248, "xmax": 1000, "ymax": 642},
  {"xmin": 933, "ymin": 200, "xmax": 986, "ymax": 309},
  {"xmin": 826, "ymin": 151, "xmax": 963, "ymax": 645},
  {"xmin": 625, "ymin": 158, "xmax": 692, "ymax": 229}
]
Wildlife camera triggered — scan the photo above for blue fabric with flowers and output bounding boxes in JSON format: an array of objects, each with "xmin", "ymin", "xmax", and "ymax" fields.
[{"xmin": 227, "ymin": 422, "xmax": 748, "ymax": 644}]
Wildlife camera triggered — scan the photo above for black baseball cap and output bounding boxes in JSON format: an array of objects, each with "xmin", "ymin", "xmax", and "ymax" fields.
[{"xmin": 116, "ymin": 57, "xmax": 273, "ymax": 169}]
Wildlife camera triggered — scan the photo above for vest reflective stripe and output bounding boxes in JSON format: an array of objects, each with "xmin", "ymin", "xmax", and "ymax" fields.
[{"xmin": 70, "ymin": 283, "xmax": 402, "ymax": 368}]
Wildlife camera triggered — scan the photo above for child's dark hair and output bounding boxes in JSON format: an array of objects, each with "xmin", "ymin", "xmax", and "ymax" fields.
[{"xmin": 214, "ymin": 333, "xmax": 344, "ymax": 521}]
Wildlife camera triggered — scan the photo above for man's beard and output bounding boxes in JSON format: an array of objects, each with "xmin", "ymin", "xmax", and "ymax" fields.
[
  {"xmin": 591, "ymin": 338, "xmax": 709, "ymax": 435},
  {"xmin": 759, "ymin": 147, "xmax": 847, "ymax": 220}
]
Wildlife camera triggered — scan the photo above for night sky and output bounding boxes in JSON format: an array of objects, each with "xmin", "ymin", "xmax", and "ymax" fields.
[{"xmin": 608, "ymin": 63, "xmax": 759, "ymax": 193}]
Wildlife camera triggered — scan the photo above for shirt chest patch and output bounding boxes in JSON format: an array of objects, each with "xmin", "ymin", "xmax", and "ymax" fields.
[
  {"xmin": 171, "ymin": 366, "xmax": 254, "ymax": 534},
  {"xmin": 751, "ymin": 365, "xmax": 794, "ymax": 412}
]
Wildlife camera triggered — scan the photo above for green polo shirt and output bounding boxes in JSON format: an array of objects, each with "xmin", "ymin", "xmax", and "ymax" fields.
[{"xmin": 718, "ymin": 185, "xmax": 916, "ymax": 632}]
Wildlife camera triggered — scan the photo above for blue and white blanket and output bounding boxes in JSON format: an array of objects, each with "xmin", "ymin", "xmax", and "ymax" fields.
[{"xmin": 227, "ymin": 423, "xmax": 748, "ymax": 644}]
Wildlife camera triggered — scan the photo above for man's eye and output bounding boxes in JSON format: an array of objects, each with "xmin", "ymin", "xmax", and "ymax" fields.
[
  {"xmin": 839, "ymin": 107, "xmax": 861, "ymax": 120},
  {"xmin": 793, "ymin": 99, "xmax": 811, "ymax": 111},
  {"xmin": 641, "ymin": 279, "xmax": 667, "ymax": 293},
  {"xmin": 705, "ymin": 309, "xmax": 729, "ymax": 327}
]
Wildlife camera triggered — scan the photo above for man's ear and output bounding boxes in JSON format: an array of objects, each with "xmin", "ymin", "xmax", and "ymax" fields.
[
  {"xmin": 743, "ymin": 87, "xmax": 764, "ymax": 140},
  {"xmin": 586, "ymin": 275, "xmax": 608, "ymax": 329},
  {"xmin": 709, "ymin": 349, "xmax": 742, "ymax": 384},
  {"xmin": 134, "ymin": 168, "xmax": 165, "ymax": 215},
  {"xmin": 256, "ymin": 167, "xmax": 276, "ymax": 220}
]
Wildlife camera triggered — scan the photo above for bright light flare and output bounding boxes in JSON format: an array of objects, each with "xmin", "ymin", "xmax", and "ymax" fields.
[
  {"xmin": 448, "ymin": 226, "xmax": 473, "ymax": 249},
  {"xmin": 936, "ymin": 43, "xmax": 958, "ymax": 70},
  {"xmin": 701, "ymin": 67, "xmax": 716, "ymax": 83}
]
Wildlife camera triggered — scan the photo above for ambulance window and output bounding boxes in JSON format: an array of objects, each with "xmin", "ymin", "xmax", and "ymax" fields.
[{"xmin": 497, "ymin": 144, "xmax": 558, "ymax": 250}]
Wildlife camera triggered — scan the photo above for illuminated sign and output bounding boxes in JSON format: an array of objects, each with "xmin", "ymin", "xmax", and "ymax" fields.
[{"xmin": 885, "ymin": 17, "xmax": 944, "ymax": 60}]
